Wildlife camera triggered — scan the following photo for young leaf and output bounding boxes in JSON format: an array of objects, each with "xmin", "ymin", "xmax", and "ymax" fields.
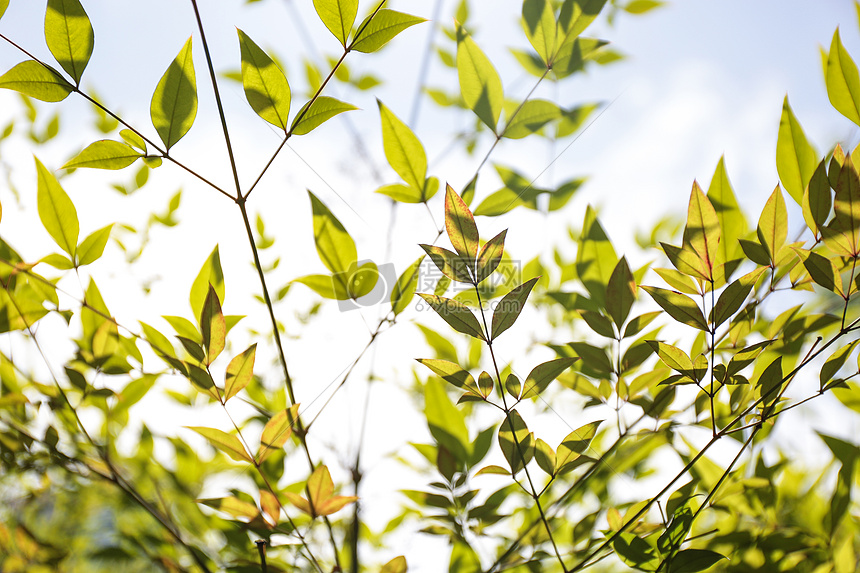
[
  {"xmin": 120, "ymin": 129, "xmax": 146, "ymax": 153},
  {"xmin": 491, "ymin": 277, "xmax": 539, "ymax": 340},
  {"xmin": 380, "ymin": 556, "xmax": 408, "ymax": 573},
  {"xmin": 707, "ymin": 156, "xmax": 747, "ymax": 264},
  {"xmin": 257, "ymin": 404, "xmax": 299, "ymax": 463},
  {"xmin": 290, "ymin": 96, "xmax": 357, "ymax": 135},
  {"xmin": 224, "ymin": 344, "xmax": 256, "ymax": 401},
  {"xmin": 308, "ymin": 190, "xmax": 357, "ymax": 274},
  {"xmin": 391, "ymin": 257, "xmax": 421, "ymax": 316},
  {"xmin": 534, "ymin": 438, "xmax": 556, "ymax": 476},
  {"xmin": 555, "ymin": 420, "xmax": 601, "ymax": 475},
  {"xmin": 710, "ymin": 266, "xmax": 767, "ymax": 327},
  {"xmin": 62, "ymin": 140, "xmax": 142, "ymax": 170},
  {"xmin": 151, "ymin": 37, "xmax": 197, "ymax": 151},
  {"xmin": 647, "ymin": 341, "xmax": 694, "ymax": 374},
  {"xmin": 416, "ymin": 358, "xmax": 477, "ymax": 391},
  {"xmin": 776, "ymin": 96, "xmax": 818, "ymax": 204},
  {"xmin": 557, "ymin": 0, "xmax": 607, "ymax": 40},
  {"xmin": 189, "ymin": 246, "xmax": 225, "ymax": 322},
  {"xmin": 476, "ymin": 229, "xmax": 507, "ymax": 283},
  {"xmin": 605, "ymin": 256, "xmax": 636, "ymax": 328},
  {"xmin": 577, "ymin": 206, "xmax": 618, "ymax": 306},
  {"xmin": 445, "ymin": 184, "xmax": 480, "ymax": 268},
  {"xmin": 45, "ymin": 0, "xmax": 94, "ymax": 85},
  {"xmin": 457, "ymin": 24, "xmax": 504, "ymax": 132},
  {"xmin": 522, "ymin": 0, "xmax": 557, "ymax": 65},
  {"xmin": 826, "ymin": 29, "xmax": 860, "ymax": 126},
  {"xmin": 682, "ymin": 181, "xmax": 721, "ymax": 278},
  {"xmin": 237, "ymin": 30, "xmax": 291, "ymax": 130},
  {"xmin": 351, "ymin": 10, "xmax": 426, "ymax": 53},
  {"xmin": 418, "ymin": 293, "xmax": 485, "ymax": 341},
  {"xmin": 200, "ymin": 286, "xmax": 225, "ymax": 365},
  {"xmin": 498, "ymin": 409, "xmax": 533, "ymax": 473},
  {"xmin": 477, "ymin": 371, "xmax": 493, "ymax": 398},
  {"xmin": 77, "ymin": 224, "xmax": 112, "ymax": 266},
  {"xmin": 313, "ymin": 0, "xmax": 358, "ymax": 47},
  {"xmin": 376, "ymin": 183, "xmax": 423, "ymax": 203},
  {"xmin": 378, "ymin": 100, "xmax": 427, "ymax": 194},
  {"xmin": 285, "ymin": 465, "xmax": 357, "ymax": 518},
  {"xmin": 640, "ymin": 286, "xmax": 708, "ymax": 331},
  {"xmin": 0, "ymin": 61, "xmax": 73, "ymax": 102},
  {"xmin": 187, "ymin": 426, "xmax": 252, "ymax": 463},
  {"xmin": 521, "ymin": 357, "xmax": 577, "ymax": 398},
  {"xmin": 36, "ymin": 157, "xmax": 78, "ymax": 260},
  {"xmin": 756, "ymin": 185, "xmax": 788, "ymax": 263},
  {"xmin": 502, "ymin": 99, "xmax": 560, "ymax": 139},
  {"xmin": 833, "ymin": 156, "xmax": 860, "ymax": 255},
  {"xmin": 420, "ymin": 244, "xmax": 473, "ymax": 283}
]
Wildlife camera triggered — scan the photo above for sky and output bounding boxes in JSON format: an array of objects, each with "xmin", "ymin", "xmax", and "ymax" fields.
[{"xmin": 0, "ymin": 0, "xmax": 859, "ymax": 569}]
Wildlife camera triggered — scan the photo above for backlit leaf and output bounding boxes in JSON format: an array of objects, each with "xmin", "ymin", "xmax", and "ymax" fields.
[
  {"xmin": 552, "ymin": 36, "xmax": 607, "ymax": 78},
  {"xmin": 476, "ymin": 229, "xmax": 507, "ymax": 283},
  {"xmin": 445, "ymin": 184, "xmax": 480, "ymax": 269},
  {"xmin": 0, "ymin": 61, "xmax": 73, "ymax": 102},
  {"xmin": 682, "ymin": 181, "xmax": 721, "ymax": 279},
  {"xmin": 577, "ymin": 206, "xmax": 617, "ymax": 306},
  {"xmin": 756, "ymin": 185, "xmax": 787, "ymax": 264},
  {"xmin": 418, "ymin": 293, "xmax": 485, "ymax": 341},
  {"xmin": 776, "ymin": 96, "xmax": 818, "ymax": 204},
  {"xmin": 381, "ymin": 556, "xmax": 407, "ymax": 573},
  {"xmin": 711, "ymin": 266, "xmax": 767, "ymax": 327},
  {"xmin": 187, "ymin": 426, "xmax": 252, "ymax": 463},
  {"xmin": 534, "ymin": 438, "xmax": 556, "ymax": 476},
  {"xmin": 257, "ymin": 404, "xmax": 299, "ymax": 462},
  {"xmin": 36, "ymin": 157, "xmax": 78, "ymax": 259},
  {"xmin": 150, "ymin": 37, "xmax": 197, "ymax": 151},
  {"xmin": 803, "ymin": 160, "xmax": 832, "ymax": 236},
  {"xmin": 379, "ymin": 100, "xmax": 427, "ymax": 193},
  {"xmin": 558, "ymin": 0, "xmax": 607, "ymax": 40},
  {"xmin": 502, "ymin": 99, "xmax": 560, "ymax": 139},
  {"xmin": 826, "ymin": 29, "xmax": 860, "ymax": 126},
  {"xmin": 491, "ymin": 277, "xmax": 539, "ymax": 340},
  {"xmin": 391, "ymin": 257, "xmax": 421, "ymax": 316},
  {"xmin": 351, "ymin": 9, "xmax": 425, "ymax": 53},
  {"xmin": 707, "ymin": 156, "xmax": 747, "ymax": 263},
  {"xmin": 224, "ymin": 344, "xmax": 256, "ymax": 402},
  {"xmin": 313, "ymin": 0, "xmax": 358, "ymax": 46},
  {"xmin": 833, "ymin": 156, "xmax": 860, "ymax": 254},
  {"xmin": 308, "ymin": 190, "xmax": 357, "ymax": 274},
  {"xmin": 647, "ymin": 341, "xmax": 693, "ymax": 373},
  {"xmin": 605, "ymin": 256, "xmax": 635, "ymax": 328},
  {"xmin": 498, "ymin": 409, "xmax": 533, "ymax": 473},
  {"xmin": 457, "ymin": 24, "xmax": 504, "ymax": 131},
  {"xmin": 641, "ymin": 286, "xmax": 708, "ymax": 331},
  {"xmin": 420, "ymin": 244, "xmax": 473, "ymax": 283},
  {"xmin": 669, "ymin": 549, "xmax": 726, "ymax": 573},
  {"xmin": 793, "ymin": 247, "xmax": 843, "ymax": 295},
  {"xmin": 294, "ymin": 273, "xmax": 349, "ymax": 300},
  {"xmin": 555, "ymin": 420, "xmax": 600, "ymax": 474},
  {"xmin": 522, "ymin": 0, "xmax": 557, "ymax": 65},
  {"xmin": 290, "ymin": 96, "xmax": 357, "ymax": 135},
  {"xmin": 62, "ymin": 139, "xmax": 142, "ymax": 170},
  {"xmin": 45, "ymin": 0, "xmax": 94, "ymax": 85},
  {"xmin": 237, "ymin": 30, "xmax": 291, "ymax": 129},
  {"xmin": 77, "ymin": 224, "xmax": 112, "ymax": 266},
  {"xmin": 189, "ymin": 246, "xmax": 225, "ymax": 322},
  {"xmin": 820, "ymin": 340, "xmax": 859, "ymax": 390},
  {"xmin": 521, "ymin": 357, "xmax": 577, "ymax": 398},
  {"xmin": 425, "ymin": 378, "xmax": 470, "ymax": 461},
  {"xmin": 416, "ymin": 358, "xmax": 476, "ymax": 392}
]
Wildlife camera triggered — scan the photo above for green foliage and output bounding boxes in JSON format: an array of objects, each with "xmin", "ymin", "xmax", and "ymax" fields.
[{"xmin": 0, "ymin": 2, "xmax": 858, "ymax": 573}]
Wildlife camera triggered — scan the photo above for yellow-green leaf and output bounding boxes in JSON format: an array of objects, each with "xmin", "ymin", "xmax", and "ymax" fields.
[
  {"xmin": 521, "ymin": 357, "xmax": 577, "ymax": 398},
  {"xmin": 522, "ymin": 0, "xmax": 557, "ymax": 65},
  {"xmin": 351, "ymin": 9, "xmax": 425, "ymax": 54},
  {"xmin": 425, "ymin": 378, "xmax": 470, "ymax": 461},
  {"xmin": 77, "ymin": 224, "xmax": 112, "ymax": 266},
  {"xmin": 187, "ymin": 426, "xmax": 252, "ymax": 463},
  {"xmin": 62, "ymin": 140, "xmax": 142, "ymax": 170},
  {"xmin": 498, "ymin": 409, "xmax": 533, "ymax": 474},
  {"xmin": 557, "ymin": 0, "xmax": 607, "ymax": 40},
  {"xmin": 36, "ymin": 157, "xmax": 78, "ymax": 259},
  {"xmin": 308, "ymin": 190, "xmax": 357, "ymax": 274},
  {"xmin": 605, "ymin": 256, "xmax": 635, "ymax": 328},
  {"xmin": 710, "ymin": 266, "xmax": 767, "ymax": 327},
  {"xmin": 502, "ymin": 98, "xmax": 560, "ymax": 139},
  {"xmin": 491, "ymin": 277, "xmax": 539, "ymax": 340},
  {"xmin": 803, "ymin": 159, "xmax": 832, "ymax": 236},
  {"xmin": 826, "ymin": 29, "xmax": 860, "ymax": 126},
  {"xmin": 378, "ymin": 100, "xmax": 427, "ymax": 193},
  {"xmin": 0, "ymin": 61, "xmax": 73, "ymax": 102},
  {"xmin": 420, "ymin": 244, "xmax": 473, "ymax": 283},
  {"xmin": 390, "ymin": 257, "xmax": 421, "ymax": 316},
  {"xmin": 237, "ymin": 30, "xmax": 291, "ymax": 130},
  {"xmin": 417, "ymin": 358, "xmax": 476, "ymax": 392},
  {"xmin": 45, "ymin": 0, "xmax": 94, "ymax": 85},
  {"xmin": 457, "ymin": 25, "xmax": 504, "ymax": 132},
  {"xmin": 224, "ymin": 344, "xmax": 256, "ymax": 402},
  {"xmin": 793, "ymin": 247, "xmax": 843, "ymax": 296},
  {"xmin": 294, "ymin": 273, "xmax": 350, "ymax": 300},
  {"xmin": 257, "ymin": 404, "xmax": 299, "ymax": 463},
  {"xmin": 199, "ymin": 496, "xmax": 260, "ymax": 520},
  {"xmin": 151, "ymin": 37, "xmax": 197, "ymax": 151},
  {"xmin": 381, "ymin": 556, "xmax": 408, "ymax": 573},
  {"xmin": 756, "ymin": 185, "xmax": 788, "ymax": 264},
  {"xmin": 418, "ymin": 293, "xmax": 485, "ymax": 341},
  {"xmin": 290, "ymin": 96, "xmax": 357, "ymax": 135},
  {"xmin": 445, "ymin": 184, "xmax": 479, "ymax": 267},
  {"xmin": 682, "ymin": 181, "xmax": 721, "ymax": 279},
  {"xmin": 834, "ymin": 156, "xmax": 860, "ymax": 255},
  {"xmin": 577, "ymin": 206, "xmax": 618, "ymax": 306},
  {"xmin": 313, "ymin": 0, "xmax": 358, "ymax": 47},
  {"xmin": 820, "ymin": 341, "xmax": 860, "ymax": 390},
  {"xmin": 476, "ymin": 229, "xmax": 507, "ymax": 283},
  {"xmin": 534, "ymin": 438, "xmax": 556, "ymax": 476},
  {"xmin": 776, "ymin": 96, "xmax": 818, "ymax": 204},
  {"xmin": 555, "ymin": 420, "xmax": 601, "ymax": 474},
  {"xmin": 641, "ymin": 286, "xmax": 708, "ymax": 331},
  {"xmin": 707, "ymin": 156, "xmax": 747, "ymax": 264},
  {"xmin": 189, "ymin": 246, "xmax": 225, "ymax": 322},
  {"xmin": 200, "ymin": 286, "xmax": 224, "ymax": 365}
]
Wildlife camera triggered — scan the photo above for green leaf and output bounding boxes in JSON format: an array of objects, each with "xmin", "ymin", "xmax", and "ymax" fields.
[
  {"xmin": 257, "ymin": 404, "xmax": 299, "ymax": 463},
  {"xmin": 491, "ymin": 277, "xmax": 539, "ymax": 340},
  {"xmin": 793, "ymin": 247, "xmax": 843, "ymax": 295},
  {"xmin": 62, "ymin": 140, "xmax": 142, "ymax": 170},
  {"xmin": 641, "ymin": 286, "xmax": 708, "ymax": 331},
  {"xmin": 682, "ymin": 181, "xmax": 721, "ymax": 278},
  {"xmin": 351, "ymin": 9, "xmax": 425, "ymax": 53},
  {"xmin": 36, "ymin": 157, "xmax": 78, "ymax": 259},
  {"xmin": 189, "ymin": 246, "xmax": 225, "ymax": 322},
  {"xmin": 832, "ymin": 381, "xmax": 860, "ymax": 413},
  {"xmin": 225, "ymin": 344, "xmax": 256, "ymax": 401},
  {"xmin": 833, "ymin": 156, "xmax": 860, "ymax": 255},
  {"xmin": 555, "ymin": 420, "xmax": 600, "ymax": 474},
  {"xmin": 707, "ymin": 156, "xmax": 747, "ymax": 264},
  {"xmin": 237, "ymin": 30, "xmax": 291, "ymax": 130},
  {"xmin": 0, "ymin": 0, "xmax": 8, "ymax": 19},
  {"xmin": 391, "ymin": 257, "xmax": 421, "ymax": 316},
  {"xmin": 294, "ymin": 274, "xmax": 349, "ymax": 300},
  {"xmin": 502, "ymin": 99, "xmax": 560, "ymax": 139},
  {"xmin": 308, "ymin": 190, "xmax": 357, "ymax": 274},
  {"xmin": 417, "ymin": 358, "xmax": 477, "ymax": 392},
  {"xmin": 77, "ymin": 224, "xmax": 112, "ymax": 266},
  {"xmin": 820, "ymin": 340, "xmax": 859, "ymax": 390},
  {"xmin": 552, "ymin": 36, "xmax": 607, "ymax": 78},
  {"xmin": 776, "ymin": 96, "xmax": 818, "ymax": 204},
  {"xmin": 738, "ymin": 238, "xmax": 771, "ymax": 267},
  {"xmin": 457, "ymin": 24, "xmax": 504, "ymax": 131},
  {"xmin": 498, "ymin": 409, "xmax": 533, "ymax": 473},
  {"xmin": 803, "ymin": 160, "xmax": 832, "ymax": 236},
  {"xmin": 376, "ymin": 183, "xmax": 422, "ymax": 203},
  {"xmin": 757, "ymin": 356, "xmax": 784, "ymax": 409},
  {"xmin": 0, "ymin": 60, "xmax": 73, "ymax": 102},
  {"xmin": 577, "ymin": 206, "xmax": 617, "ymax": 306},
  {"xmin": 45, "ymin": 0, "xmax": 94, "ymax": 85},
  {"xmin": 725, "ymin": 340, "xmax": 773, "ymax": 378},
  {"xmin": 425, "ymin": 378, "xmax": 470, "ymax": 462},
  {"xmin": 140, "ymin": 321, "xmax": 177, "ymax": 362},
  {"xmin": 522, "ymin": 357, "xmax": 577, "ymax": 398},
  {"xmin": 473, "ymin": 187, "xmax": 525, "ymax": 217},
  {"xmin": 418, "ymin": 293, "xmax": 485, "ymax": 341},
  {"xmin": 380, "ymin": 556, "xmax": 407, "ymax": 573},
  {"xmin": 290, "ymin": 96, "xmax": 357, "ymax": 135},
  {"xmin": 826, "ymin": 29, "xmax": 860, "ymax": 126},
  {"xmin": 420, "ymin": 244, "xmax": 473, "ymax": 283},
  {"xmin": 757, "ymin": 185, "xmax": 788, "ymax": 264},
  {"xmin": 558, "ymin": 0, "xmax": 607, "ymax": 40},
  {"xmin": 378, "ymin": 100, "xmax": 427, "ymax": 193},
  {"xmin": 605, "ymin": 256, "xmax": 635, "ymax": 328},
  {"xmin": 313, "ymin": 0, "xmax": 358, "ymax": 46},
  {"xmin": 624, "ymin": 0, "xmax": 665, "ymax": 14},
  {"xmin": 445, "ymin": 184, "xmax": 480, "ymax": 267},
  {"xmin": 711, "ymin": 266, "xmax": 767, "ymax": 327},
  {"xmin": 668, "ymin": 548, "xmax": 726, "ymax": 573},
  {"xmin": 119, "ymin": 129, "xmax": 146, "ymax": 153},
  {"xmin": 580, "ymin": 310, "xmax": 615, "ymax": 338},
  {"xmin": 534, "ymin": 438, "xmax": 556, "ymax": 476},
  {"xmin": 150, "ymin": 37, "xmax": 197, "ymax": 151},
  {"xmin": 200, "ymin": 285, "xmax": 225, "ymax": 365},
  {"xmin": 647, "ymin": 341, "xmax": 693, "ymax": 373},
  {"xmin": 187, "ymin": 426, "xmax": 252, "ymax": 463},
  {"xmin": 522, "ymin": 0, "xmax": 557, "ymax": 65},
  {"xmin": 476, "ymin": 230, "xmax": 507, "ymax": 283}
]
